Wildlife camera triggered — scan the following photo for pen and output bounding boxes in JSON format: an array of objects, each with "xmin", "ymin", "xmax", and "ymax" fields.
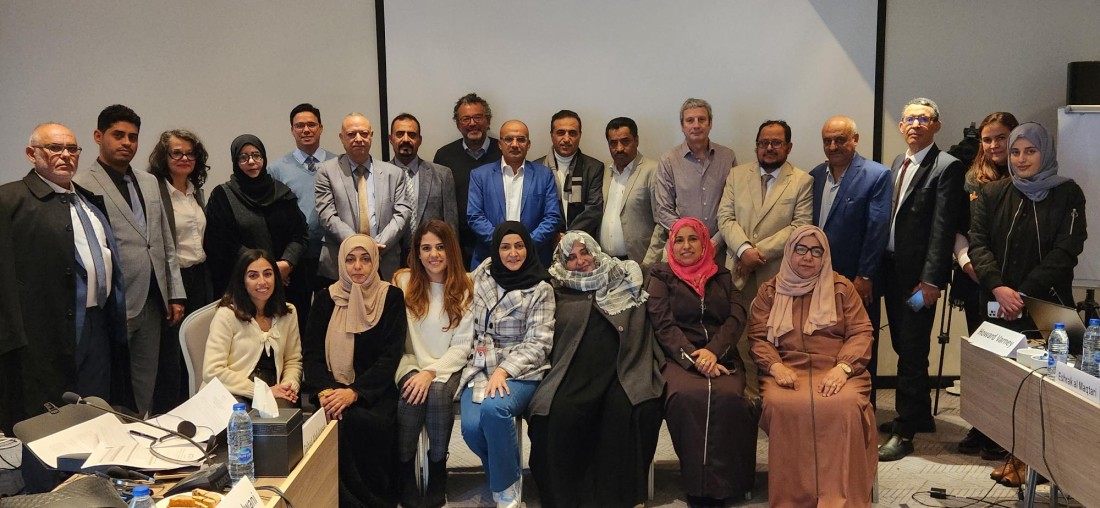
[{"xmin": 129, "ymin": 430, "xmax": 156, "ymax": 441}]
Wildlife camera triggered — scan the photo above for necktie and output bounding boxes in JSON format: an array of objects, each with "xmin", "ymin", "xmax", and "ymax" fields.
[
  {"xmin": 306, "ymin": 156, "xmax": 318, "ymax": 173},
  {"xmin": 405, "ymin": 168, "xmax": 417, "ymax": 235},
  {"xmin": 122, "ymin": 174, "xmax": 146, "ymax": 233},
  {"xmin": 356, "ymin": 165, "xmax": 371, "ymax": 234},
  {"xmin": 760, "ymin": 173, "xmax": 773, "ymax": 204},
  {"xmin": 891, "ymin": 158, "xmax": 912, "ymax": 219},
  {"xmin": 70, "ymin": 194, "xmax": 109, "ymax": 308}
]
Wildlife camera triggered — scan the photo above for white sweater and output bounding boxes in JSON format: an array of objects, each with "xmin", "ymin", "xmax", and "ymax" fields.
[
  {"xmin": 201, "ymin": 304, "xmax": 303, "ymax": 397},
  {"xmin": 393, "ymin": 271, "xmax": 473, "ymax": 384}
]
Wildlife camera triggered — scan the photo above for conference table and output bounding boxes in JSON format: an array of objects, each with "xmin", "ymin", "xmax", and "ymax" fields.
[{"xmin": 960, "ymin": 338, "xmax": 1100, "ymax": 507}]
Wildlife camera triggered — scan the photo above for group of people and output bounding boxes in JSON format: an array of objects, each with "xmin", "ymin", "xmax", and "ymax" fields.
[{"xmin": 0, "ymin": 91, "xmax": 1086, "ymax": 507}]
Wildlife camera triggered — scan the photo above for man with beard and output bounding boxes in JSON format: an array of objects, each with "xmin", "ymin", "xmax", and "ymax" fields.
[
  {"xmin": 717, "ymin": 119, "xmax": 813, "ymax": 399},
  {"xmin": 533, "ymin": 110, "xmax": 603, "ymax": 237},
  {"xmin": 599, "ymin": 117, "xmax": 664, "ymax": 269},
  {"xmin": 389, "ymin": 113, "xmax": 459, "ymax": 265}
]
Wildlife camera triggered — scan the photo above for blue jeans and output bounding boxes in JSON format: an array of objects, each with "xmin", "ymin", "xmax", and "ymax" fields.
[{"xmin": 459, "ymin": 380, "xmax": 538, "ymax": 492}]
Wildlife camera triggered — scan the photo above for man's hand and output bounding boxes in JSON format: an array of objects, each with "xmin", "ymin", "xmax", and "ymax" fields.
[
  {"xmin": 854, "ymin": 277, "xmax": 873, "ymax": 306},
  {"xmin": 739, "ymin": 248, "xmax": 767, "ymax": 273},
  {"xmin": 992, "ymin": 286, "xmax": 1024, "ymax": 320},
  {"xmin": 166, "ymin": 304, "xmax": 185, "ymax": 326},
  {"xmin": 912, "ymin": 281, "xmax": 941, "ymax": 308},
  {"xmin": 276, "ymin": 260, "xmax": 293, "ymax": 286}
]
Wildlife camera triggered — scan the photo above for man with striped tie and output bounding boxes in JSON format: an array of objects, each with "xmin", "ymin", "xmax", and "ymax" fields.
[{"xmin": 388, "ymin": 113, "xmax": 459, "ymax": 267}]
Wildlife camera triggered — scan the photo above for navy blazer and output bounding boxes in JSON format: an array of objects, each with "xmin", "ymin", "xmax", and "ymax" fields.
[
  {"xmin": 467, "ymin": 159, "xmax": 562, "ymax": 268},
  {"xmin": 810, "ymin": 153, "xmax": 893, "ymax": 284}
]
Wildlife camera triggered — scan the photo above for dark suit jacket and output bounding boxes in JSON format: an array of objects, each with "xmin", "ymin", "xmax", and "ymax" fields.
[
  {"xmin": 433, "ymin": 138, "xmax": 503, "ymax": 250},
  {"xmin": 810, "ymin": 153, "xmax": 893, "ymax": 284},
  {"xmin": 534, "ymin": 150, "xmax": 604, "ymax": 237},
  {"xmin": 887, "ymin": 144, "xmax": 967, "ymax": 289},
  {"xmin": 467, "ymin": 159, "xmax": 562, "ymax": 268},
  {"xmin": 0, "ymin": 171, "xmax": 130, "ymax": 425},
  {"xmin": 396, "ymin": 156, "xmax": 460, "ymax": 252}
]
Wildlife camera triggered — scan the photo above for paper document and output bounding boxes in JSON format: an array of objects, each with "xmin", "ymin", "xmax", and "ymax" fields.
[
  {"xmin": 147, "ymin": 377, "xmax": 236, "ymax": 442},
  {"xmin": 81, "ymin": 437, "xmax": 201, "ymax": 470},
  {"xmin": 27, "ymin": 414, "xmax": 129, "ymax": 468}
]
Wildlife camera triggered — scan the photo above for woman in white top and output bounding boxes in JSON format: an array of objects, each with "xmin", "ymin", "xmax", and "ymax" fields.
[
  {"xmin": 202, "ymin": 249, "xmax": 301, "ymax": 406},
  {"xmin": 391, "ymin": 220, "xmax": 473, "ymax": 508}
]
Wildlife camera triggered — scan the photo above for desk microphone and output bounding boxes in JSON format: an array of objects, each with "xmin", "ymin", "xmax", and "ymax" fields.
[{"xmin": 61, "ymin": 392, "xmax": 213, "ymax": 465}]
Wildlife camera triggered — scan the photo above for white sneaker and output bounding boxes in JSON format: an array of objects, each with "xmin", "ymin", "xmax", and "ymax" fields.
[{"xmin": 495, "ymin": 477, "xmax": 522, "ymax": 508}]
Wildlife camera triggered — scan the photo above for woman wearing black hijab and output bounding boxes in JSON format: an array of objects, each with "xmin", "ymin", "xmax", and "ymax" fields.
[{"xmin": 204, "ymin": 135, "xmax": 309, "ymax": 302}]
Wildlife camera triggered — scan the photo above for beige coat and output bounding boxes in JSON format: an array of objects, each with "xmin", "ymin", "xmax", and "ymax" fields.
[{"xmin": 600, "ymin": 154, "xmax": 665, "ymax": 267}]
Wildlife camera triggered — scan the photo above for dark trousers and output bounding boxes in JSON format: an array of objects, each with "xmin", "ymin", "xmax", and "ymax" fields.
[
  {"xmin": 882, "ymin": 256, "xmax": 936, "ymax": 438},
  {"xmin": 286, "ymin": 255, "xmax": 320, "ymax": 334},
  {"xmin": 76, "ymin": 307, "xmax": 111, "ymax": 402}
]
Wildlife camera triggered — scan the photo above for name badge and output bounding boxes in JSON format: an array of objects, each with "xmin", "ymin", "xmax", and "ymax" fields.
[{"xmin": 474, "ymin": 345, "xmax": 487, "ymax": 368}]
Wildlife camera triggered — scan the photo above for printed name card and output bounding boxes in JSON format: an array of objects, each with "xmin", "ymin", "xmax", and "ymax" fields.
[
  {"xmin": 218, "ymin": 475, "xmax": 263, "ymax": 507},
  {"xmin": 968, "ymin": 321, "xmax": 1027, "ymax": 358},
  {"xmin": 1054, "ymin": 362, "xmax": 1100, "ymax": 405}
]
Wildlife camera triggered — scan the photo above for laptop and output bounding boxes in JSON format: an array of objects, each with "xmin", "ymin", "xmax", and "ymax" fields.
[{"xmin": 1023, "ymin": 295, "xmax": 1086, "ymax": 354}]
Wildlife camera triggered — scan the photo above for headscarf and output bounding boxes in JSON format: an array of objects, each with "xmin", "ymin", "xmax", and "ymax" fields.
[
  {"xmin": 548, "ymin": 231, "xmax": 648, "ymax": 315},
  {"xmin": 765, "ymin": 225, "xmax": 838, "ymax": 345},
  {"xmin": 666, "ymin": 217, "xmax": 718, "ymax": 297},
  {"xmin": 489, "ymin": 221, "xmax": 550, "ymax": 292},
  {"xmin": 227, "ymin": 134, "xmax": 290, "ymax": 207},
  {"xmin": 1007, "ymin": 122, "xmax": 1069, "ymax": 202},
  {"xmin": 325, "ymin": 234, "xmax": 391, "ymax": 384}
]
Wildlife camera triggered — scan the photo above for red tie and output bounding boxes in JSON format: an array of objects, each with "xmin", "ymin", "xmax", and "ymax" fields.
[{"xmin": 891, "ymin": 158, "xmax": 912, "ymax": 218}]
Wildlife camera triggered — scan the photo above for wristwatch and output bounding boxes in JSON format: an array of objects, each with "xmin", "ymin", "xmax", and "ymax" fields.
[{"xmin": 836, "ymin": 362, "xmax": 853, "ymax": 377}]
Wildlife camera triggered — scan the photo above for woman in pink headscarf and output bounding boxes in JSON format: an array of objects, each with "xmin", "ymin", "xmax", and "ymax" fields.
[
  {"xmin": 647, "ymin": 217, "xmax": 756, "ymax": 507},
  {"xmin": 748, "ymin": 225, "xmax": 876, "ymax": 507}
]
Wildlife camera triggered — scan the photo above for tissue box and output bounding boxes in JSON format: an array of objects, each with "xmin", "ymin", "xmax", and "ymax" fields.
[{"xmin": 248, "ymin": 408, "xmax": 303, "ymax": 477}]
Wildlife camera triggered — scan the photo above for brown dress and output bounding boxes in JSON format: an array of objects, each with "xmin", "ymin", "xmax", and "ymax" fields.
[{"xmin": 748, "ymin": 276, "xmax": 876, "ymax": 508}]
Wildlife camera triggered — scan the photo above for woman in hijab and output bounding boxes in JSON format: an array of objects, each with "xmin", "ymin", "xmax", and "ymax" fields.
[
  {"xmin": 528, "ymin": 231, "xmax": 664, "ymax": 508},
  {"xmin": 204, "ymin": 134, "xmax": 308, "ymax": 320},
  {"xmin": 967, "ymin": 122, "xmax": 1087, "ymax": 487},
  {"xmin": 748, "ymin": 225, "xmax": 876, "ymax": 507},
  {"xmin": 456, "ymin": 221, "xmax": 554, "ymax": 508},
  {"xmin": 303, "ymin": 234, "xmax": 407, "ymax": 508},
  {"xmin": 647, "ymin": 217, "xmax": 755, "ymax": 507}
]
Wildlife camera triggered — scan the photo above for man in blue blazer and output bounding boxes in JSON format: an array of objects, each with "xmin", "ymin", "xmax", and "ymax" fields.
[
  {"xmin": 467, "ymin": 120, "xmax": 562, "ymax": 268},
  {"xmin": 810, "ymin": 116, "xmax": 892, "ymax": 399}
]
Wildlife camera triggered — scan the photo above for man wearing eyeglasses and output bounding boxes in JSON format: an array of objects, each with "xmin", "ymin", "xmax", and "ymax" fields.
[
  {"xmin": 533, "ymin": 110, "xmax": 604, "ymax": 238},
  {"xmin": 433, "ymin": 93, "xmax": 503, "ymax": 267},
  {"xmin": 315, "ymin": 113, "xmax": 412, "ymax": 282},
  {"xmin": 75, "ymin": 105, "xmax": 185, "ymax": 418},
  {"xmin": 717, "ymin": 119, "xmax": 813, "ymax": 399},
  {"xmin": 269, "ymin": 103, "xmax": 338, "ymax": 329},
  {"xmin": 467, "ymin": 120, "xmax": 562, "ymax": 268},
  {"xmin": 877, "ymin": 98, "xmax": 967, "ymax": 462}
]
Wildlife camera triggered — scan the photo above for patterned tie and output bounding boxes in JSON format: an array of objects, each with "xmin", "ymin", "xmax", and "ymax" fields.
[
  {"xmin": 356, "ymin": 165, "xmax": 371, "ymax": 234},
  {"xmin": 891, "ymin": 158, "xmax": 912, "ymax": 219},
  {"xmin": 760, "ymin": 173, "xmax": 773, "ymax": 204},
  {"xmin": 405, "ymin": 168, "xmax": 417, "ymax": 235},
  {"xmin": 306, "ymin": 155, "xmax": 318, "ymax": 173},
  {"xmin": 70, "ymin": 194, "xmax": 109, "ymax": 308},
  {"xmin": 122, "ymin": 174, "xmax": 146, "ymax": 233}
]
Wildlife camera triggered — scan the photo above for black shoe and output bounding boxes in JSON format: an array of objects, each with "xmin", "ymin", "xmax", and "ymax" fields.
[
  {"xmin": 980, "ymin": 442, "xmax": 1009, "ymax": 461},
  {"xmin": 423, "ymin": 455, "xmax": 448, "ymax": 508},
  {"xmin": 878, "ymin": 434, "xmax": 914, "ymax": 462},
  {"xmin": 958, "ymin": 427, "xmax": 985, "ymax": 454},
  {"xmin": 686, "ymin": 495, "xmax": 724, "ymax": 508},
  {"xmin": 877, "ymin": 420, "xmax": 896, "ymax": 433},
  {"xmin": 880, "ymin": 418, "xmax": 936, "ymax": 434},
  {"xmin": 398, "ymin": 460, "xmax": 421, "ymax": 508}
]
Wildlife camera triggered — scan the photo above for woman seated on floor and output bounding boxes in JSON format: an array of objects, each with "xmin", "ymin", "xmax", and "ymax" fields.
[{"xmin": 748, "ymin": 225, "xmax": 876, "ymax": 507}]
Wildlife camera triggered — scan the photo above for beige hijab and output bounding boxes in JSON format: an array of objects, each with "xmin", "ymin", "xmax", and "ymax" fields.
[
  {"xmin": 765, "ymin": 225, "xmax": 837, "ymax": 345},
  {"xmin": 325, "ymin": 234, "xmax": 390, "ymax": 384}
]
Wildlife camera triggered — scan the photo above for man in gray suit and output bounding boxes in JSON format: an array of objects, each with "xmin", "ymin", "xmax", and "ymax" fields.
[
  {"xmin": 74, "ymin": 105, "xmax": 185, "ymax": 417},
  {"xmin": 316, "ymin": 113, "xmax": 412, "ymax": 281},
  {"xmin": 534, "ymin": 110, "xmax": 604, "ymax": 237},
  {"xmin": 600, "ymin": 117, "xmax": 664, "ymax": 269},
  {"xmin": 388, "ymin": 113, "xmax": 459, "ymax": 265}
]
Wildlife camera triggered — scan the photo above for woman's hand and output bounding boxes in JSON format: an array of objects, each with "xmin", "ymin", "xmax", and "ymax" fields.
[
  {"xmin": 992, "ymin": 286, "xmax": 1024, "ymax": 320},
  {"xmin": 818, "ymin": 366, "xmax": 848, "ymax": 397},
  {"xmin": 319, "ymin": 388, "xmax": 357, "ymax": 421},
  {"xmin": 401, "ymin": 370, "xmax": 436, "ymax": 405},
  {"xmin": 769, "ymin": 363, "xmax": 798, "ymax": 389},
  {"xmin": 484, "ymin": 368, "xmax": 511, "ymax": 399},
  {"xmin": 271, "ymin": 383, "xmax": 298, "ymax": 404},
  {"xmin": 691, "ymin": 349, "xmax": 725, "ymax": 377}
]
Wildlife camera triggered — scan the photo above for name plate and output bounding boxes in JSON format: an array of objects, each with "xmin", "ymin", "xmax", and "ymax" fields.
[
  {"xmin": 1054, "ymin": 361, "xmax": 1100, "ymax": 405},
  {"xmin": 219, "ymin": 475, "xmax": 263, "ymax": 507},
  {"xmin": 969, "ymin": 321, "xmax": 1027, "ymax": 358}
]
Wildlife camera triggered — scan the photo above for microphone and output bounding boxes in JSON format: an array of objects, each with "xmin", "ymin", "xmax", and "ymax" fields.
[{"xmin": 62, "ymin": 392, "xmax": 213, "ymax": 465}]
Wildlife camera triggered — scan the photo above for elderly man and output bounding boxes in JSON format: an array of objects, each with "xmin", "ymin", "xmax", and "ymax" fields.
[
  {"xmin": 655, "ymin": 98, "xmax": 737, "ymax": 261},
  {"xmin": 600, "ymin": 117, "xmax": 664, "ymax": 268},
  {"xmin": 389, "ymin": 113, "xmax": 459, "ymax": 262},
  {"xmin": 467, "ymin": 120, "xmax": 562, "ymax": 268},
  {"xmin": 534, "ymin": 110, "xmax": 604, "ymax": 237},
  {"xmin": 315, "ymin": 113, "xmax": 412, "ymax": 281},
  {"xmin": 878, "ymin": 98, "xmax": 967, "ymax": 461}
]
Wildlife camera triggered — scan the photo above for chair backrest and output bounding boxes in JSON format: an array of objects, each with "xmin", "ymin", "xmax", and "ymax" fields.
[{"xmin": 179, "ymin": 302, "xmax": 220, "ymax": 398}]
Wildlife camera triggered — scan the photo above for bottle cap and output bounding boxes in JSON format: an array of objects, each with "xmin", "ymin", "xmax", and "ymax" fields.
[
  {"xmin": 1054, "ymin": 322, "xmax": 1065, "ymax": 330},
  {"xmin": 233, "ymin": 402, "xmax": 246, "ymax": 411},
  {"xmin": 133, "ymin": 485, "xmax": 151, "ymax": 497},
  {"xmin": 1090, "ymin": 318, "xmax": 1100, "ymax": 327}
]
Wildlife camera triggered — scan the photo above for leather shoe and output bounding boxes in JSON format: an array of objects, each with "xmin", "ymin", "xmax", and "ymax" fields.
[
  {"xmin": 991, "ymin": 456, "xmax": 1024, "ymax": 482},
  {"xmin": 878, "ymin": 434, "xmax": 914, "ymax": 462},
  {"xmin": 958, "ymin": 427, "xmax": 985, "ymax": 455},
  {"xmin": 997, "ymin": 457, "xmax": 1026, "ymax": 487}
]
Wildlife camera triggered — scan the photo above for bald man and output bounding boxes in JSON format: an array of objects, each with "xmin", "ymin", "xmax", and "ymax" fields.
[{"xmin": 467, "ymin": 120, "xmax": 562, "ymax": 268}]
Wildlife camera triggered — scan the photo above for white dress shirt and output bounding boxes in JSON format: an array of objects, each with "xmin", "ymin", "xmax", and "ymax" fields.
[
  {"xmin": 887, "ymin": 143, "xmax": 933, "ymax": 251},
  {"xmin": 599, "ymin": 158, "xmax": 637, "ymax": 257},
  {"xmin": 39, "ymin": 174, "xmax": 113, "ymax": 307},
  {"xmin": 168, "ymin": 181, "xmax": 207, "ymax": 267},
  {"xmin": 501, "ymin": 159, "xmax": 525, "ymax": 221}
]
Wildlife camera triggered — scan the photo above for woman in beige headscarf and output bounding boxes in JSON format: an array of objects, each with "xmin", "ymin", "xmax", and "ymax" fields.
[
  {"xmin": 303, "ymin": 234, "xmax": 407, "ymax": 508},
  {"xmin": 748, "ymin": 225, "xmax": 876, "ymax": 508}
]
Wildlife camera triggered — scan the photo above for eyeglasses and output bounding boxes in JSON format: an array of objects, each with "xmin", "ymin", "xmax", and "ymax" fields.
[
  {"xmin": 33, "ymin": 144, "xmax": 82, "ymax": 155},
  {"xmin": 459, "ymin": 115, "xmax": 487, "ymax": 124},
  {"xmin": 168, "ymin": 150, "xmax": 196, "ymax": 161},
  {"xmin": 238, "ymin": 152, "xmax": 264, "ymax": 163},
  {"xmin": 293, "ymin": 121, "xmax": 320, "ymax": 130},
  {"xmin": 902, "ymin": 115, "xmax": 935, "ymax": 126},
  {"xmin": 344, "ymin": 130, "xmax": 371, "ymax": 140},
  {"xmin": 502, "ymin": 136, "xmax": 528, "ymax": 144},
  {"xmin": 793, "ymin": 244, "xmax": 825, "ymax": 258},
  {"xmin": 756, "ymin": 140, "xmax": 785, "ymax": 149}
]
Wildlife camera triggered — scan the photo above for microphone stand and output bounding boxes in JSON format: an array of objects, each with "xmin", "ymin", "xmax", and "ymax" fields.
[{"xmin": 63, "ymin": 393, "xmax": 213, "ymax": 466}]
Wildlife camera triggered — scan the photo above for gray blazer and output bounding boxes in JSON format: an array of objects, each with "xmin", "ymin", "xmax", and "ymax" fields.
[
  {"xmin": 601, "ymin": 154, "xmax": 665, "ymax": 268},
  {"xmin": 315, "ymin": 154, "xmax": 412, "ymax": 280},
  {"xmin": 75, "ymin": 164, "xmax": 185, "ymax": 319},
  {"xmin": 397, "ymin": 156, "xmax": 459, "ymax": 247}
]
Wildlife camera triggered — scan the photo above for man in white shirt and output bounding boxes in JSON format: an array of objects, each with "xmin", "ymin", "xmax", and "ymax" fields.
[{"xmin": 599, "ymin": 117, "xmax": 664, "ymax": 268}]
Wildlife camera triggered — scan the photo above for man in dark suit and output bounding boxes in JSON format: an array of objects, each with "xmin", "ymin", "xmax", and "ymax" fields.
[
  {"xmin": 389, "ymin": 113, "xmax": 459, "ymax": 265},
  {"xmin": 467, "ymin": 120, "xmax": 562, "ymax": 268},
  {"xmin": 0, "ymin": 123, "xmax": 130, "ymax": 434},
  {"xmin": 809, "ymin": 116, "xmax": 893, "ymax": 404},
  {"xmin": 433, "ymin": 93, "xmax": 502, "ymax": 266},
  {"xmin": 533, "ymin": 110, "xmax": 603, "ymax": 237},
  {"xmin": 878, "ymin": 99, "xmax": 967, "ymax": 461}
]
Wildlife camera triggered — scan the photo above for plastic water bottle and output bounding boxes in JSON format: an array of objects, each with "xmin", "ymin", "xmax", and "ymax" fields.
[
  {"xmin": 128, "ymin": 485, "xmax": 155, "ymax": 508},
  {"xmin": 228, "ymin": 402, "xmax": 254, "ymax": 484},
  {"xmin": 1048, "ymin": 322, "xmax": 1070, "ymax": 375},
  {"xmin": 1081, "ymin": 318, "xmax": 1100, "ymax": 377}
]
